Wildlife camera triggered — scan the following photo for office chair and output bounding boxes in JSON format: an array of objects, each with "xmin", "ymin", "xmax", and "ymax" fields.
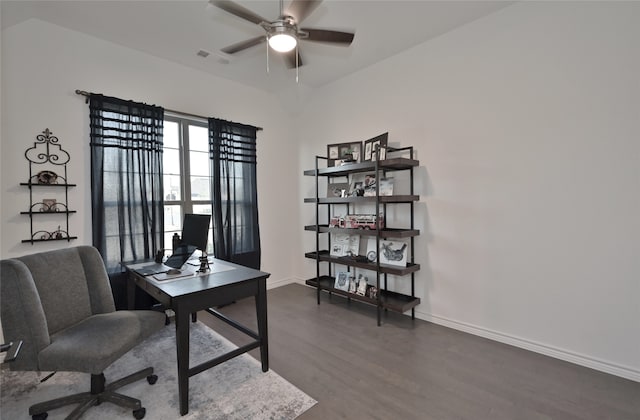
[{"xmin": 0, "ymin": 246, "xmax": 166, "ymax": 419}]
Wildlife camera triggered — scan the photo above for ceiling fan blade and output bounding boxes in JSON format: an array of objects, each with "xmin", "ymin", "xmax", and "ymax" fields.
[
  {"xmin": 283, "ymin": 49, "xmax": 304, "ymax": 69},
  {"xmin": 302, "ymin": 28, "xmax": 355, "ymax": 45},
  {"xmin": 221, "ymin": 35, "xmax": 266, "ymax": 54},
  {"xmin": 285, "ymin": 0, "xmax": 322, "ymax": 23},
  {"xmin": 210, "ymin": 0, "xmax": 269, "ymax": 25}
]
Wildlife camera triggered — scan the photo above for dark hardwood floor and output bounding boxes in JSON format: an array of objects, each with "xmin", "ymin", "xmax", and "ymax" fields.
[{"xmin": 199, "ymin": 284, "xmax": 640, "ymax": 420}]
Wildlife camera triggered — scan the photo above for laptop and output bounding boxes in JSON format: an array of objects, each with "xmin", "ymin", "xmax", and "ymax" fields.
[{"xmin": 133, "ymin": 244, "xmax": 197, "ymax": 276}]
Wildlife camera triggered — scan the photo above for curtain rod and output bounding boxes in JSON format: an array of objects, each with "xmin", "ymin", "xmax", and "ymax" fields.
[{"xmin": 75, "ymin": 90, "xmax": 263, "ymax": 131}]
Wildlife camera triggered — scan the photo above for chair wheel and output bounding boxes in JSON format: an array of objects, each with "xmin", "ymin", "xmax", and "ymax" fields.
[
  {"xmin": 32, "ymin": 413, "xmax": 48, "ymax": 420},
  {"xmin": 133, "ymin": 407, "xmax": 146, "ymax": 419},
  {"xmin": 147, "ymin": 374, "xmax": 158, "ymax": 385}
]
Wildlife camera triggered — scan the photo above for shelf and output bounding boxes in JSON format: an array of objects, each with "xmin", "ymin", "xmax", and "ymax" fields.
[
  {"xmin": 303, "ymin": 157, "xmax": 419, "ymax": 177},
  {"xmin": 20, "ymin": 182, "xmax": 77, "ymax": 187},
  {"xmin": 304, "ymin": 195, "xmax": 419, "ymax": 204},
  {"xmin": 304, "ymin": 225, "xmax": 419, "ymax": 238},
  {"xmin": 305, "ymin": 251, "xmax": 420, "ymax": 276},
  {"xmin": 21, "ymin": 211, "xmax": 77, "ymax": 215},
  {"xmin": 22, "ymin": 237, "xmax": 78, "ymax": 244},
  {"xmin": 305, "ymin": 276, "xmax": 421, "ymax": 313}
]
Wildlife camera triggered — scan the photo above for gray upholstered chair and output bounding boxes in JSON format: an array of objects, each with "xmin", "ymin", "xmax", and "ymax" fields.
[{"xmin": 0, "ymin": 246, "xmax": 166, "ymax": 420}]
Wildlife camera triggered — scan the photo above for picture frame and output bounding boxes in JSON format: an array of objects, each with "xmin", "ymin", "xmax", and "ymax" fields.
[
  {"xmin": 327, "ymin": 141, "xmax": 362, "ymax": 167},
  {"xmin": 356, "ymin": 274, "xmax": 368, "ymax": 296},
  {"xmin": 363, "ymin": 132, "xmax": 389, "ymax": 162},
  {"xmin": 326, "ymin": 182, "xmax": 351, "ymax": 198},
  {"xmin": 334, "ymin": 271, "xmax": 351, "ymax": 291},
  {"xmin": 379, "ymin": 239, "xmax": 408, "ymax": 267},
  {"xmin": 378, "ymin": 177, "xmax": 394, "ymax": 196},
  {"xmin": 330, "ymin": 233, "xmax": 360, "ymax": 257},
  {"xmin": 350, "ymin": 172, "xmax": 377, "ymax": 196}
]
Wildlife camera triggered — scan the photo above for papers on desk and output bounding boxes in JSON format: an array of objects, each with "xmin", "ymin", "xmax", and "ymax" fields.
[
  {"xmin": 152, "ymin": 269, "xmax": 197, "ymax": 282},
  {"xmin": 150, "ymin": 261, "xmax": 236, "ymax": 283}
]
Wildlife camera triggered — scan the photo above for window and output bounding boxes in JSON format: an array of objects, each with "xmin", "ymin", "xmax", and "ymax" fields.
[{"xmin": 163, "ymin": 115, "xmax": 213, "ymax": 254}]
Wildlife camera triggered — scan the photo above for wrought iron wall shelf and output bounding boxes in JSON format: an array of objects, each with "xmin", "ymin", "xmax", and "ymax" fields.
[{"xmin": 21, "ymin": 128, "xmax": 77, "ymax": 244}]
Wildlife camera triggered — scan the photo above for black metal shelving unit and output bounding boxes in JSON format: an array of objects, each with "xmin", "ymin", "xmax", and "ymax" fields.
[
  {"xmin": 21, "ymin": 129, "xmax": 77, "ymax": 244},
  {"xmin": 303, "ymin": 146, "xmax": 420, "ymax": 325}
]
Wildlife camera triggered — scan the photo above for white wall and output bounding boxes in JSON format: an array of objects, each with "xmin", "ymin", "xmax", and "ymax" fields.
[
  {"xmin": 0, "ymin": 19, "xmax": 299, "ymax": 287},
  {"xmin": 296, "ymin": 2, "xmax": 640, "ymax": 381}
]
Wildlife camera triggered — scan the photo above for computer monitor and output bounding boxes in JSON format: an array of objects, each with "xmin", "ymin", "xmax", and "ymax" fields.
[{"xmin": 180, "ymin": 213, "xmax": 211, "ymax": 253}]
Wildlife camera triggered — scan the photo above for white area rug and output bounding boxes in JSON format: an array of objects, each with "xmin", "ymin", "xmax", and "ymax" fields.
[{"xmin": 1, "ymin": 322, "xmax": 316, "ymax": 419}]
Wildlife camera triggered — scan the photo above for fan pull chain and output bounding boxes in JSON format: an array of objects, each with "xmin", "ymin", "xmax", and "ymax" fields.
[
  {"xmin": 296, "ymin": 44, "xmax": 299, "ymax": 83},
  {"xmin": 266, "ymin": 39, "xmax": 270, "ymax": 74}
]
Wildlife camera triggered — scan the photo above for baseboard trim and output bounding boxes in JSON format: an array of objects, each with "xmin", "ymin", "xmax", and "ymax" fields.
[
  {"xmin": 267, "ymin": 276, "xmax": 297, "ymax": 290},
  {"xmin": 415, "ymin": 309, "xmax": 640, "ymax": 383}
]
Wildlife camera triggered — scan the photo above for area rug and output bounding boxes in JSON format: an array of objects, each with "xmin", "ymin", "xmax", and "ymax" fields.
[{"xmin": 1, "ymin": 321, "xmax": 316, "ymax": 419}]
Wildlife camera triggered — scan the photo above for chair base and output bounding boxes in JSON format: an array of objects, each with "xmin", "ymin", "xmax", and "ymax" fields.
[{"xmin": 28, "ymin": 367, "xmax": 157, "ymax": 420}]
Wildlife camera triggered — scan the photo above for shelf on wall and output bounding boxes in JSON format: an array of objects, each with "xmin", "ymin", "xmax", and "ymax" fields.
[
  {"xmin": 304, "ymin": 195, "xmax": 420, "ymax": 204},
  {"xmin": 303, "ymin": 157, "xmax": 420, "ymax": 177}
]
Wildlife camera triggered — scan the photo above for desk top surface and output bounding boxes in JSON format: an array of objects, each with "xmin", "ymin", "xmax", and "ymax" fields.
[{"xmin": 124, "ymin": 258, "xmax": 270, "ymax": 298}]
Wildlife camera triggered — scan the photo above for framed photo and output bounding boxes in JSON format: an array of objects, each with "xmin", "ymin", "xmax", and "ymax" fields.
[
  {"xmin": 41, "ymin": 198, "xmax": 57, "ymax": 212},
  {"xmin": 327, "ymin": 182, "xmax": 350, "ymax": 198},
  {"xmin": 327, "ymin": 141, "xmax": 363, "ymax": 167},
  {"xmin": 334, "ymin": 271, "xmax": 351, "ymax": 291},
  {"xmin": 378, "ymin": 177, "xmax": 394, "ymax": 196},
  {"xmin": 363, "ymin": 132, "xmax": 389, "ymax": 162},
  {"xmin": 379, "ymin": 240, "xmax": 408, "ymax": 267},
  {"xmin": 350, "ymin": 173, "xmax": 376, "ymax": 196},
  {"xmin": 356, "ymin": 274, "xmax": 368, "ymax": 296},
  {"xmin": 366, "ymin": 237, "xmax": 377, "ymax": 262},
  {"xmin": 330, "ymin": 233, "xmax": 360, "ymax": 257}
]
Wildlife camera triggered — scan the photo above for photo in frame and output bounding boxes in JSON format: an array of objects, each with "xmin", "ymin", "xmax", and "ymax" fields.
[
  {"xmin": 330, "ymin": 233, "xmax": 360, "ymax": 257},
  {"xmin": 326, "ymin": 182, "xmax": 351, "ymax": 198},
  {"xmin": 350, "ymin": 173, "xmax": 377, "ymax": 196},
  {"xmin": 379, "ymin": 239, "xmax": 408, "ymax": 267},
  {"xmin": 334, "ymin": 271, "xmax": 351, "ymax": 291},
  {"xmin": 363, "ymin": 132, "xmax": 389, "ymax": 162},
  {"xmin": 378, "ymin": 177, "xmax": 394, "ymax": 196},
  {"xmin": 327, "ymin": 141, "xmax": 363, "ymax": 167}
]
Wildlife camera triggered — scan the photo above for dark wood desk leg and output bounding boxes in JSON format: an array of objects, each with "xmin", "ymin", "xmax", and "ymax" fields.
[
  {"xmin": 127, "ymin": 272, "xmax": 136, "ymax": 310},
  {"xmin": 256, "ymin": 278, "xmax": 269, "ymax": 372},
  {"xmin": 175, "ymin": 307, "xmax": 190, "ymax": 415}
]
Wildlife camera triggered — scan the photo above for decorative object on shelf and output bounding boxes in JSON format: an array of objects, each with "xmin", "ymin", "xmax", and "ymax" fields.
[
  {"xmin": 327, "ymin": 141, "xmax": 362, "ymax": 167},
  {"xmin": 21, "ymin": 128, "xmax": 76, "ymax": 244},
  {"xmin": 363, "ymin": 132, "xmax": 388, "ymax": 161},
  {"xmin": 348, "ymin": 277, "xmax": 357, "ymax": 293},
  {"xmin": 40, "ymin": 199, "xmax": 58, "ymax": 212},
  {"xmin": 356, "ymin": 274, "xmax": 368, "ymax": 296},
  {"xmin": 334, "ymin": 272, "xmax": 351, "ymax": 291},
  {"xmin": 350, "ymin": 172, "xmax": 377, "ymax": 196},
  {"xmin": 378, "ymin": 177, "xmax": 394, "ymax": 196},
  {"xmin": 32, "ymin": 226, "xmax": 69, "ymax": 241},
  {"xmin": 330, "ymin": 233, "xmax": 360, "ymax": 257},
  {"xmin": 326, "ymin": 182, "xmax": 350, "ymax": 198},
  {"xmin": 380, "ymin": 240, "xmax": 408, "ymax": 267},
  {"xmin": 36, "ymin": 170, "xmax": 59, "ymax": 185},
  {"xmin": 329, "ymin": 214, "xmax": 384, "ymax": 230},
  {"xmin": 367, "ymin": 286, "xmax": 378, "ymax": 299}
]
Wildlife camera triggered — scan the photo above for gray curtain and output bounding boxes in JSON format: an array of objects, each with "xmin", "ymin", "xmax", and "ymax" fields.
[
  {"xmin": 89, "ymin": 94, "xmax": 164, "ymax": 308},
  {"xmin": 209, "ymin": 118, "xmax": 261, "ymax": 269}
]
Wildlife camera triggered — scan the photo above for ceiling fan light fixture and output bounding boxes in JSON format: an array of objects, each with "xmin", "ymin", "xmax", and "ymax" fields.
[
  {"xmin": 267, "ymin": 22, "xmax": 297, "ymax": 52},
  {"xmin": 268, "ymin": 33, "xmax": 297, "ymax": 52}
]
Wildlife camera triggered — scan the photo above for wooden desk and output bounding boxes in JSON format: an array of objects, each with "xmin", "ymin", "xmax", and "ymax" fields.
[{"xmin": 124, "ymin": 259, "xmax": 270, "ymax": 416}]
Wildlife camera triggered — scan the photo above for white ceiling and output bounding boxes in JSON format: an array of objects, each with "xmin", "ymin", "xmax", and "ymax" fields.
[{"xmin": 1, "ymin": 0, "xmax": 512, "ymax": 94}]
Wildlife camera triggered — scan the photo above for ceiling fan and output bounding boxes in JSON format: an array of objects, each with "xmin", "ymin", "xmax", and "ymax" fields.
[{"xmin": 210, "ymin": 0, "xmax": 355, "ymax": 69}]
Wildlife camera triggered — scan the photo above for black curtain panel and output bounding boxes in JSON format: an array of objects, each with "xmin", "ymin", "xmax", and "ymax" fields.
[
  {"xmin": 89, "ymin": 94, "xmax": 164, "ymax": 308},
  {"xmin": 209, "ymin": 118, "xmax": 261, "ymax": 269}
]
